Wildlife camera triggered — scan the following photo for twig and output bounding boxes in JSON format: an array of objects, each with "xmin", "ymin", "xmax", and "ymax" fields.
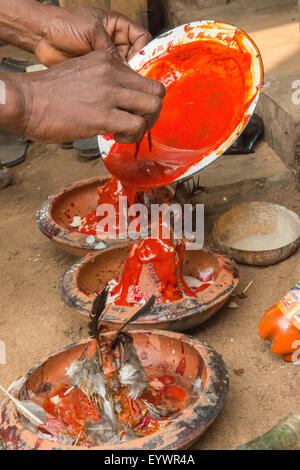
[{"xmin": 231, "ymin": 280, "xmax": 254, "ymax": 299}]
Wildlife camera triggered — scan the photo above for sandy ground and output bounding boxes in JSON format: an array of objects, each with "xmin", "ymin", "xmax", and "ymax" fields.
[
  {"xmin": 0, "ymin": 140, "xmax": 299, "ymax": 450},
  {"xmin": 0, "ymin": 46, "xmax": 299, "ymax": 451}
]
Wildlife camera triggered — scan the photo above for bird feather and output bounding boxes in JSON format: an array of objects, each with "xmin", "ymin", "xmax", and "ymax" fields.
[
  {"xmin": 0, "ymin": 384, "xmax": 46, "ymax": 428},
  {"xmin": 89, "ymin": 285, "xmax": 109, "ymax": 340}
]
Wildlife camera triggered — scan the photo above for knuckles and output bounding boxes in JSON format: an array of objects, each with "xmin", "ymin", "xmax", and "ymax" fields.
[
  {"xmin": 151, "ymin": 79, "xmax": 166, "ymax": 99},
  {"xmin": 130, "ymin": 115, "xmax": 146, "ymax": 138},
  {"xmin": 150, "ymin": 95, "xmax": 163, "ymax": 115}
]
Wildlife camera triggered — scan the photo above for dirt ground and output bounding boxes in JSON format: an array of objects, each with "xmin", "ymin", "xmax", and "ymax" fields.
[{"xmin": 0, "ymin": 47, "xmax": 299, "ymax": 451}]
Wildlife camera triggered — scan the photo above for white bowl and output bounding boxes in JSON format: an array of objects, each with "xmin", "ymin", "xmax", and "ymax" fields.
[{"xmin": 98, "ymin": 20, "xmax": 264, "ymax": 185}]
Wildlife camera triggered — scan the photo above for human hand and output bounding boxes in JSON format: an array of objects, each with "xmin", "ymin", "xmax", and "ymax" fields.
[
  {"xmin": 35, "ymin": 6, "xmax": 152, "ymax": 66},
  {"xmin": 11, "ymin": 51, "xmax": 165, "ymax": 144}
]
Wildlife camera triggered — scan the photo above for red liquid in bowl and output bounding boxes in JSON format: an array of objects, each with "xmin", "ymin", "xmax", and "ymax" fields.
[{"xmin": 105, "ymin": 37, "xmax": 257, "ymax": 189}]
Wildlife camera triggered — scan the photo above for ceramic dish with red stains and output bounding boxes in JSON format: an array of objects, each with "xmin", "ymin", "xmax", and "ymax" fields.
[
  {"xmin": 98, "ymin": 20, "xmax": 264, "ymax": 188},
  {"xmin": 59, "ymin": 246, "xmax": 239, "ymax": 331},
  {"xmin": 36, "ymin": 176, "xmax": 173, "ymax": 257},
  {"xmin": 0, "ymin": 330, "xmax": 228, "ymax": 450}
]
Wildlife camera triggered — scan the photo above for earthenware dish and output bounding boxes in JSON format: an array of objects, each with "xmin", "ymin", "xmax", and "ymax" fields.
[
  {"xmin": 36, "ymin": 176, "xmax": 173, "ymax": 257},
  {"xmin": 213, "ymin": 202, "xmax": 300, "ymax": 265},
  {"xmin": 59, "ymin": 246, "xmax": 239, "ymax": 331},
  {"xmin": 0, "ymin": 330, "xmax": 228, "ymax": 450}
]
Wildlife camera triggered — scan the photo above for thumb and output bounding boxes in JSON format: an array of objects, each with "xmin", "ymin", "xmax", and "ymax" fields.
[{"xmin": 92, "ymin": 25, "xmax": 126, "ymax": 64}]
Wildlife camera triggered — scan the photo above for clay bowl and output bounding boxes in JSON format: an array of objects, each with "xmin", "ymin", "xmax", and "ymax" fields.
[
  {"xmin": 59, "ymin": 245, "xmax": 239, "ymax": 331},
  {"xmin": 36, "ymin": 176, "xmax": 173, "ymax": 257},
  {"xmin": 213, "ymin": 202, "xmax": 300, "ymax": 266},
  {"xmin": 0, "ymin": 330, "xmax": 228, "ymax": 450}
]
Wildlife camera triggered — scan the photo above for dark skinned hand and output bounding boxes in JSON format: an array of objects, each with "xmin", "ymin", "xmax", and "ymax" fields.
[
  {"xmin": 11, "ymin": 51, "xmax": 165, "ymax": 144},
  {"xmin": 35, "ymin": 7, "xmax": 152, "ymax": 66}
]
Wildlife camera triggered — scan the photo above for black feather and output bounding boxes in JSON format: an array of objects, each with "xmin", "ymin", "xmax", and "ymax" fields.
[
  {"xmin": 110, "ymin": 295, "xmax": 156, "ymax": 348},
  {"xmin": 89, "ymin": 285, "xmax": 109, "ymax": 339}
]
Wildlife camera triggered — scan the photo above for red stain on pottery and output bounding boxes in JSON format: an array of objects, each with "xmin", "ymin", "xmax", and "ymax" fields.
[
  {"xmin": 79, "ymin": 177, "xmax": 139, "ymax": 236},
  {"xmin": 109, "ymin": 237, "xmax": 210, "ymax": 307},
  {"xmin": 158, "ymin": 361, "xmax": 169, "ymax": 372},
  {"xmin": 184, "ymin": 24, "xmax": 192, "ymax": 33},
  {"xmin": 165, "ymin": 385, "xmax": 186, "ymax": 402},
  {"xmin": 175, "ymin": 358, "xmax": 186, "ymax": 376},
  {"xmin": 43, "ymin": 386, "xmax": 100, "ymax": 440},
  {"xmin": 34, "ymin": 438, "xmax": 42, "ymax": 449}
]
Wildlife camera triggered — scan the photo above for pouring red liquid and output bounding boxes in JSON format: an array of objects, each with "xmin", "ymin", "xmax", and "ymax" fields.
[
  {"xmin": 104, "ymin": 35, "xmax": 259, "ymax": 189},
  {"xmin": 78, "ymin": 27, "xmax": 261, "ymax": 306}
]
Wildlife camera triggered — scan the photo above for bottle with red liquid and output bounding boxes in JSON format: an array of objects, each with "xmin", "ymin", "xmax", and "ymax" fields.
[{"xmin": 259, "ymin": 282, "xmax": 300, "ymax": 362}]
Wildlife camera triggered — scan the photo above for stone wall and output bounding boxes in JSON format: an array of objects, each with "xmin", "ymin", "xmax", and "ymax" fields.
[
  {"xmin": 58, "ymin": 0, "xmax": 148, "ymax": 28},
  {"xmin": 161, "ymin": 0, "xmax": 230, "ymax": 27},
  {"xmin": 161, "ymin": 0, "xmax": 297, "ymax": 29}
]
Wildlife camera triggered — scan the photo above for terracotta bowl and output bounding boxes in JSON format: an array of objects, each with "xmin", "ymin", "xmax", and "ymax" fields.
[
  {"xmin": 59, "ymin": 245, "xmax": 239, "ymax": 331},
  {"xmin": 213, "ymin": 202, "xmax": 300, "ymax": 266},
  {"xmin": 36, "ymin": 176, "xmax": 173, "ymax": 257},
  {"xmin": 0, "ymin": 330, "xmax": 228, "ymax": 450}
]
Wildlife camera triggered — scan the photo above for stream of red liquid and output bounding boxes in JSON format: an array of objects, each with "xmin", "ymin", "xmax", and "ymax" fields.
[
  {"xmin": 80, "ymin": 177, "xmax": 139, "ymax": 236},
  {"xmin": 111, "ymin": 237, "xmax": 185, "ymax": 306}
]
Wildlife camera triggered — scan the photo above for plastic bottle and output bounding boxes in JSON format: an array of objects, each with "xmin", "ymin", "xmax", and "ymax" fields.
[{"xmin": 259, "ymin": 282, "xmax": 300, "ymax": 362}]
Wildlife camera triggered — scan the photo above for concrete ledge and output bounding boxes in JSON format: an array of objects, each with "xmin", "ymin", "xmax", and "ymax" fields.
[
  {"xmin": 256, "ymin": 78, "xmax": 300, "ymax": 183},
  {"xmin": 175, "ymin": 141, "xmax": 293, "ymax": 214},
  {"xmin": 162, "ymin": 0, "xmax": 297, "ymax": 30}
]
